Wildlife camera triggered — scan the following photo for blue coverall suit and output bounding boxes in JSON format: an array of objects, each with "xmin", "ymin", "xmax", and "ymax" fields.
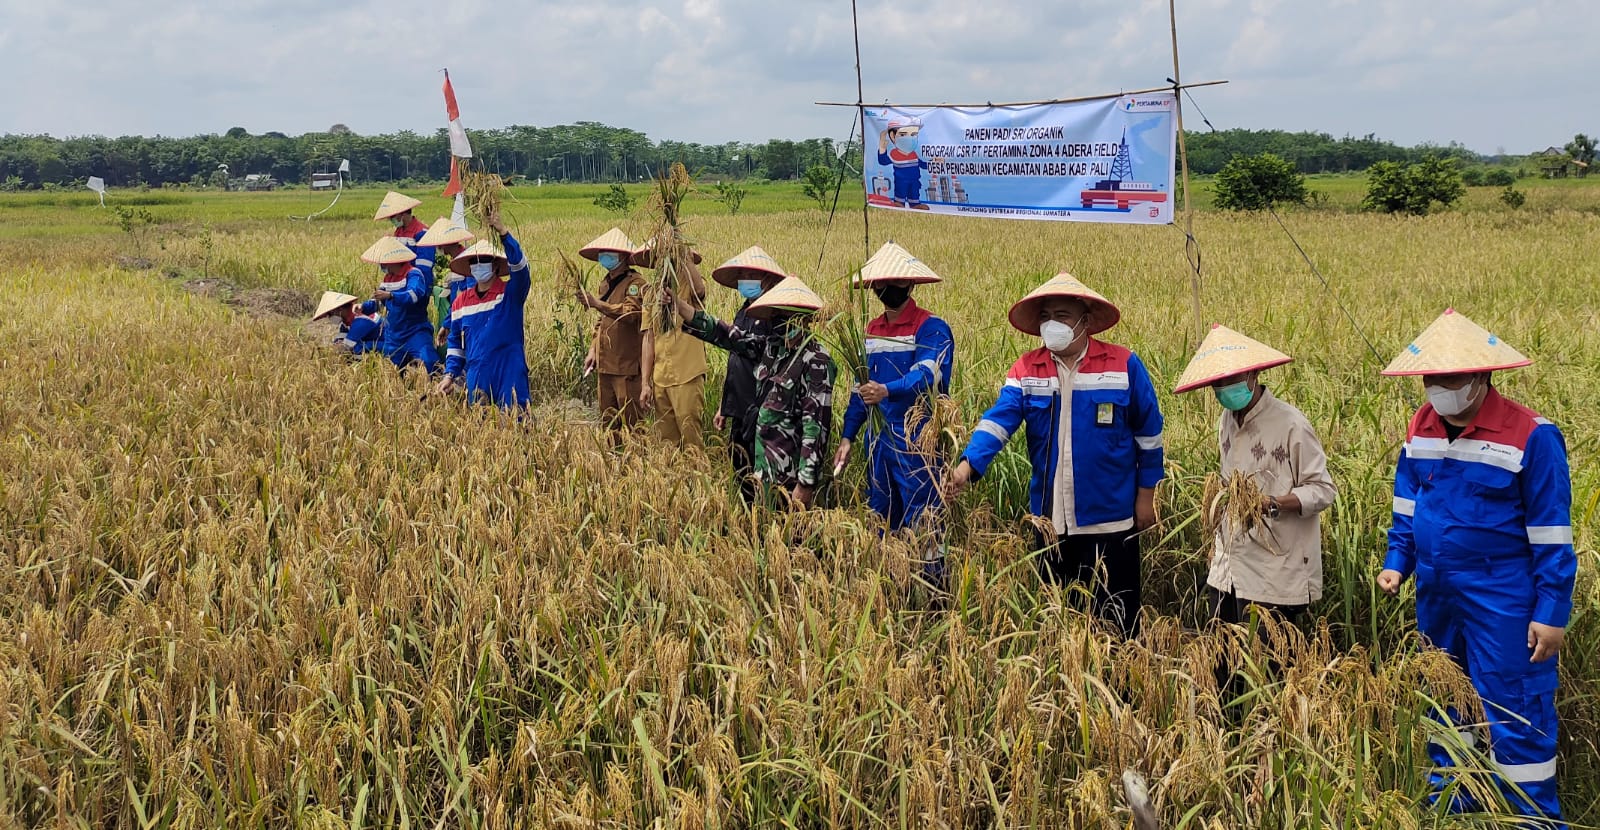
[
  {"xmin": 841, "ymin": 299, "xmax": 954, "ymax": 530},
  {"xmin": 442, "ymin": 232, "xmax": 531, "ymax": 408},
  {"xmin": 366, "ymin": 264, "xmax": 439, "ymax": 373},
  {"xmin": 338, "ymin": 312, "xmax": 383, "ymax": 356},
  {"xmin": 1385, "ymin": 388, "xmax": 1575, "ymax": 824}
]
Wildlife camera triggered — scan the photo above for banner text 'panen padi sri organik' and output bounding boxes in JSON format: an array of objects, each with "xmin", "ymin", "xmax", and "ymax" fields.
[{"xmin": 864, "ymin": 93, "xmax": 1177, "ymax": 224}]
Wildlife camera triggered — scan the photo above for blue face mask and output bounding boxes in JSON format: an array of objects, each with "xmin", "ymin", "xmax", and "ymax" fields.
[
  {"xmin": 737, "ymin": 280, "xmax": 763, "ymax": 300},
  {"xmin": 1214, "ymin": 381, "xmax": 1255, "ymax": 412},
  {"xmin": 894, "ymin": 136, "xmax": 918, "ymax": 154},
  {"xmin": 470, "ymin": 262, "xmax": 495, "ymax": 287},
  {"xmin": 597, "ymin": 252, "xmax": 622, "ymax": 272}
]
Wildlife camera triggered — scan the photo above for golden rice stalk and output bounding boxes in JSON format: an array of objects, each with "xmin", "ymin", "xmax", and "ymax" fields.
[
  {"xmin": 1201, "ymin": 470, "xmax": 1281, "ymax": 555},
  {"xmin": 903, "ymin": 392, "xmax": 967, "ymax": 465},
  {"xmin": 460, "ymin": 167, "xmax": 508, "ymax": 244},
  {"xmin": 641, "ymin": 162, "xmax": 698, "ymax": 333},
  {"xmin": 554, "ymin": 249, "xmax": 587, "ymax": 300}
]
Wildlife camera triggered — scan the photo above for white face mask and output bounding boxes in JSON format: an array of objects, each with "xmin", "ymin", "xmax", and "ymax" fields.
[
  {"xmin": 1040, "ymin": 319, "xmax": 1078, "ymax": 353},
  {"xmin": 469, "ymin": 262, "xmax": 495, "ymax": 286},
  {"xmin": 1426, "ymin": 377, "xmax": 1479, "ymax": 417}
]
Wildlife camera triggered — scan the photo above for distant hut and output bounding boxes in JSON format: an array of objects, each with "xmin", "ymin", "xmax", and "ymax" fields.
[{"xmin": 1535, "ymin": 147, "xmax": 1573, "ymax": 179}]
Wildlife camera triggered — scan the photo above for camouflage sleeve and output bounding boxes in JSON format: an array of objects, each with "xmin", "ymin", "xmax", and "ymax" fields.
[
  {"xmin": 795, "ymin": 345, "xmax": 835, "ymax": 487},
  {"xmin": 685, "ymin": 310, "xmax": 766, "ymax": 360}
]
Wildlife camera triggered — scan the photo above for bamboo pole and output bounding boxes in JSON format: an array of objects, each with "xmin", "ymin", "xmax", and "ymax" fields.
[{"xmin": 1171, "ymin": 0, "xmax": 1204, "ymax": 342}]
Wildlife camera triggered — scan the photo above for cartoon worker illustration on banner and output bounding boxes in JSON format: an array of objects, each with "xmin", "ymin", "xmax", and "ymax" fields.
[
  {"xmin": 863, "ymin": 93, "xmax": 1178, "ymax": 224},
  {"xmin": 877, "ymin": 117, "xmax": 930, "ymax": 210}
]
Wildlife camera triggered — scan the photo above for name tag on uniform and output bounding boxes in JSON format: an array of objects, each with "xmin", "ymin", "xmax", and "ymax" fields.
[{"xmin": 1096, "ymin": 402, "xmax": 1114, "ymax": 425}]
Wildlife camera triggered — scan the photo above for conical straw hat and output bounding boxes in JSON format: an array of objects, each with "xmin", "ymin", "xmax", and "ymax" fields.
[
  {"xmin": 579, "ymin": 228, "xmax": 636, "ymax": 261},
  {"xmin": 1381, "ymin": 308, "xmax": 1531, "ymax": 376},
  {"xmin": 1007, "ymin": 271, "xmax": 1120, "ymax": 336},
  {"xmin": 1172, "ymin": 324, "xmax": 1293, "ymax": 393},
  {"xmin": 373, "ymin": 191, "xmax": 422, "ymax": 221},
  {"xmin": 711, "ymin": 245, "xmax": 789, "ymax": 288},
  {"xmin": 417, "ymin": 216, "xmax": 474, "ymax": 247},
  {"xmin": 455, "ymin": 239, "xmax": 506, "ymax": 261},
  {"xmin": 853, "ymin": 241, "xmax": 942, "ymax": 285},
  {"xmin": 312, "ymin": 291, "xmax": 358, "ymax": 321},
  {"xmin": 360, "ymin": 236, "xmax": 418, "ymax": 265},
  {"xmin": 746, "ymin": 275, "xmax": 824, "ymax": 320}
]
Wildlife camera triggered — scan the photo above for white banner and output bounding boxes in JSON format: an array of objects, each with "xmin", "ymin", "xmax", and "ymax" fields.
[{"xmin": 864, "ymin": 93, "xmax": 1177, "ymax": 223}]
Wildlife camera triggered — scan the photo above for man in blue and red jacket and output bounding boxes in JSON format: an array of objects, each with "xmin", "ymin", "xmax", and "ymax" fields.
[
  {"xmin": 835, "ymin": 242, "xmax": 955, "ymax": 544},
  {"xmin": 359, "ymin": 236, "xmax": 439, "ymax": 373},
  {"xmin": 945, "ymin": 273, "xmax": 1164, "ymax": 637},
  {"xmin": 1378, "ymin": 309, "xmax": 1574, "ymax": 825},
  {"xmin": 436, "ymin": 211, "xmax": 531, "ymax": 408}
]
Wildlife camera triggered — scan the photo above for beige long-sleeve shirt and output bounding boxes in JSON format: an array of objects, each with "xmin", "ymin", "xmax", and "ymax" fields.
[{"xmin": 1207, "ymin": 387, "xmax": 1338, "ymax": 606}]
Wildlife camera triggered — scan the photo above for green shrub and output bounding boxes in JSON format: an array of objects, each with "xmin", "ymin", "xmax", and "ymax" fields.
[
  {"xmin": 1361, "ymin": 157, "xmax": 1464, "ymax": 215},
  {"xmin": 1212, "ymin": 152, "xmax": 1308, "ymax": 211}
]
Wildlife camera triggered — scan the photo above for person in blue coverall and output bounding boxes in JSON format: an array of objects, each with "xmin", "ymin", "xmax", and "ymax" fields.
[
  {"xmin": 943, "ymin": 273, "xmax": 1164, "ymax": 637},
  {"xmin": 311, "ymin": 291, "xmax": 383, "ymax": 356},
  {"xmin": 1378, "ymin": 309, "xmax": 1575, "ymax": 826},
  {"xmin": 833, "ymin": 242, "xmax": 954, "ymax": 579},
  {"xmin": 359, "ymin": 236, "xmax": 439, "ymax": 373},
  {"xmin": 435, "ymin": 210, "xmax": 531, "ymax": 408}
]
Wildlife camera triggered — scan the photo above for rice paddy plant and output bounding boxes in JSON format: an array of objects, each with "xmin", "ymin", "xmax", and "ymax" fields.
[{"xmin": 0, "ymin": 185, "xmax": 1597, "ymax": 827}]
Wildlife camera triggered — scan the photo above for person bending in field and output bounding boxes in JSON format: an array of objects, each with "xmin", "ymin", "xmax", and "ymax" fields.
[
  {"xmin": 574, "ymin": 228, "xmax": 647, "ymax": 443},
  {"xmin": 435, "ymin": 209, "xmax": 531, "ymax": 408},
  {"xmin": 359, "ymin": 237, "xmax": 439, "ymax": 373},
  {"xmin": 311, "ymin": 290, "xmax": 383, "ymax": 357},
  {"xmin": 670, "ymin": 259, "xmax": 834, "ymax": 510},
  {"xmin": 704, "ymin": 247, "xmax": 786, "ymax": 503},
  {"xmin": 833, "ymin": 242, "xmax": 955, "ymax": 574},
  {"xmin": 1378, "ymin": 309, "xmax": 1574, "ymax": 824},
  {"xmin": 1171, "ymin": 324, "xmax": 1336, "ymax": 626},
  {"xmin": 943, "ymin": 273, "xmax": 1164, "ymax": 638},
  {"xmin": 631, "ymin": 236, "xmax": 710, "ymax": 449},
  {"xmin": 417, "ymin": 216, "xmax": 476, "ymax": 358}
]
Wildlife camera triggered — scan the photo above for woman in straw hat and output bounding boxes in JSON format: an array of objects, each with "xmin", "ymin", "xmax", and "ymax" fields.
[
  {"xmin": 943, "ymin": 273, "xmax": 1164, "ymax": 637},
  {"xmin": 702, "ymin": 246, "xmax": 787, "ymax": 503},
  {"xmin": 669, "ymin": 262, "xmax": 834, "ymax": 509},
  {"xmin": 311, "ymin": 290, "xmax": 383, "ymax": 356},
  {"xmin": 435, "ymin": 210, "xmax": 531, "ymax": 408},
  {"xmin": 359, "ymin": 236, "xmax": 439, "ymax": 373},
  {"xmin": 417, "ymin": 216, "xmax": 476, "ymax": 355},
  {"xmin": 630, "ymin": 237, "xmax": 709, "ymax": 449},
  {"xmin": 833, "ymin": 242, "xmax": 955, "ymax": 544},
  {"xmin": 1172, "ymin": 324, "xmax": 1336, "ymax": 625},
  {"xmin": 575, "ymin": 228, "xmax": 649, "ymax": 440},
  {"xmin": 374, "ymin": 190, "xmax": 436, "ymax": 279},
  {"xmin": 1377, "ymin": 309, "xmax": 1573, "ymax": 823}
]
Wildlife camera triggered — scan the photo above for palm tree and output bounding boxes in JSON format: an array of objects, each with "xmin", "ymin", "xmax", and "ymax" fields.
[{"xmin": 1565, "ymin": 133, "xmax": 1595, "ymax": 177}]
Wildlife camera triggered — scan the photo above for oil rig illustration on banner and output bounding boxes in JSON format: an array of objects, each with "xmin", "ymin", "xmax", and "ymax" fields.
[{"xmin": 1078, "ymin": 129, "xmax": 1168, "ymax": 211}]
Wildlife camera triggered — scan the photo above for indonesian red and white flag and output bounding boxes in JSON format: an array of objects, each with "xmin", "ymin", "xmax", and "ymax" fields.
[{"xmin": 441, "ymin": 70, "xmax": 472, "ymax": 218}]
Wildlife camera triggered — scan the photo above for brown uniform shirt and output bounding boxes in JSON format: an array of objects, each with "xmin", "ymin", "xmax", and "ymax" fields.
[{"xmin": 595, "ymin": 269, "xmax": 646, "ymax": 376}]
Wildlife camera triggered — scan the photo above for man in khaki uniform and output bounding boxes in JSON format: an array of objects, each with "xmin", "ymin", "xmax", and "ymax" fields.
[
  {"xmin": 1172, "ymin": 324, "xmax": 1337, "ymax": 623},
  {"xmin": 632, "ymin": 238, "xmax": 709, "ymax": 448},
  {"xmin": 575, "ymin": 228, "xmax": 647, "ymax": 440}
]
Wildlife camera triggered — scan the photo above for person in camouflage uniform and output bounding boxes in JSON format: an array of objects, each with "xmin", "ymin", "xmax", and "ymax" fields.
[{"xmin": 670, "ymin": 267, "xmax": 833, "ymax": 508}]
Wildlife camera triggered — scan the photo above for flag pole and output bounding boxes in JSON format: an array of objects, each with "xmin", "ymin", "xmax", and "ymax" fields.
[{"xmin": 1170, "ymin": 0, "xmax": 1203, "ymax": 342}]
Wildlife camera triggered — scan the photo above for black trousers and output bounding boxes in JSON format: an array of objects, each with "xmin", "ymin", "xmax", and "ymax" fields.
[
  {"xmin": 1208, "ymin": 586, "xmax": 1307, "ymax": 627},
  {"xmin": 1037, "ymin": 529, "xmax": 1142, "ymax": 638},
  {"xmin": 727, "ymin": 416, "xmax": 757, "ymax": 505}
]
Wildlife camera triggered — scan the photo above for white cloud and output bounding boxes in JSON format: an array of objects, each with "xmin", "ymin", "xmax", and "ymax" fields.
[{"xmin": 0, "ymin": 0, "xmax": 1593, "ymax": 152}]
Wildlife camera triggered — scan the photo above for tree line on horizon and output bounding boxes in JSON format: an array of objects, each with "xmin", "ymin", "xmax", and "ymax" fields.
[{"xmin": 0, "ymin": 123, "xmax": 1539, "ymax": 192}]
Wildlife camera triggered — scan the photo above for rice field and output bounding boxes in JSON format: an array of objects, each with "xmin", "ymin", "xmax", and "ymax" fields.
[{"xmin": 2, "ymin": 179, "xmax": 1597, "ymax": 827}]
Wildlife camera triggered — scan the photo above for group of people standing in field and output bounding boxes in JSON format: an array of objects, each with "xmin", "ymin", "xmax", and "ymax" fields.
[{"xmin": 310, "ymin": 190, "xmax": 1575, "ymax": 826}]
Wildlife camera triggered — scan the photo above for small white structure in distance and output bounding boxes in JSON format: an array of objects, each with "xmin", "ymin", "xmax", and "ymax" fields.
[{"xmin": 87, "ymin": 176, "xmax": 107, "ymax": 206}]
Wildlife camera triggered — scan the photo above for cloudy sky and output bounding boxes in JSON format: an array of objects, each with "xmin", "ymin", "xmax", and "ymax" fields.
[{"xmin": 1, "ymin": 0, "xmax": 1590, "ymax": 153}]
